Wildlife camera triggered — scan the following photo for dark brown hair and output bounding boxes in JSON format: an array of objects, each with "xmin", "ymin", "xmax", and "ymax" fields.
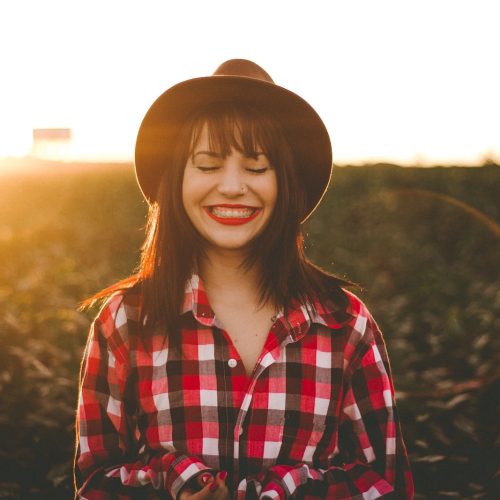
[{"xmin": 83, "ymin": 102, "xmax": 350, "ymax": 341}]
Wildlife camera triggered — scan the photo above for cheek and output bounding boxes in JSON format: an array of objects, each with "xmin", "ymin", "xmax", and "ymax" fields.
[
  {"xmin": 181, "ymin": 172, "xmax": 207, "ymax": 227},
  {"xmin": 267, "ymin": 173, "xmax": 279, "ymax": 208},
  {"xmin": 181, "ymin": 170, "xmax": 196, "ymax": 212}
]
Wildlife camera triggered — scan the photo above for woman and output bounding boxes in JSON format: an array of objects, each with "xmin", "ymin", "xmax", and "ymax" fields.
[{"xmin": 75, "ymin": 59, "xmax": 414, "ymax": 499}]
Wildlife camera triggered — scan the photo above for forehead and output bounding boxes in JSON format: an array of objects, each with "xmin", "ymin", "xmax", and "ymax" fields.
[
  {"xmin": 191, "ymin": 123, "xmax": 214, "ymax": 148},
  {"xmin": 189, "ymin": 119, "xmax": 263, "ymax": 155}
]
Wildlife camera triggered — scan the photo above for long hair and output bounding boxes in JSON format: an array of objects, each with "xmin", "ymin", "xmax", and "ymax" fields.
[{"xmin": 82, "ymin": 101, "xmax": 351, "ymax": 342}]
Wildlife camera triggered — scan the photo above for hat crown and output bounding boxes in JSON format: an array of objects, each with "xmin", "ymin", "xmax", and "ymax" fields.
[
  {"xmin": 136, "ymin": 59, "xmax": 331, "ymax": 221},
  {"xmin": 213, "ymin": 59, "xmax": 274, "ymax": 84}
]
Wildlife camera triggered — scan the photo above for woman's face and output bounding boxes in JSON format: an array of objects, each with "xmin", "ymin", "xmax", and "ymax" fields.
[{"xmin": 182, "ymin": 124, "xmax": 278, "ymax": 255}]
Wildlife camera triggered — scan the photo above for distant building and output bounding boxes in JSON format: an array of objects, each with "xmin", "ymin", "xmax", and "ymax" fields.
[{"xmin": 32, "ymin": 128, "xmax": 72, "ymax": 159}]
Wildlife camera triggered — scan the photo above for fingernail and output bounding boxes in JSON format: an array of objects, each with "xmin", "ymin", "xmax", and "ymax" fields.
[
  {"xmin": 200, "ymin": 473, "xmax": 212, "ymax": 484},
  {"xmin": 209, "ymin": 482, "xmax": 219, "ymax": 492},
  {"xmin": 219, "ymin": 470, "xmax": 228, "ymax": 481}
]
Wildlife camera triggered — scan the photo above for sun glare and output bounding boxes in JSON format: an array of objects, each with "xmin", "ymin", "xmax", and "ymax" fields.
[{"xmin": 0, "ymin": 0, "xmax": 498, "ymax": 167}]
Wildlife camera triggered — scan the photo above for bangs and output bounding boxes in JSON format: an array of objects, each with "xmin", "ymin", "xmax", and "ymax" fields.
[
  {"xmin": 188, "ymin": 102, "xmax": 281, "ymax": 161},
  {"xmin": 181, "ymin": 100, "xmax": 306, "ymax": 226}
]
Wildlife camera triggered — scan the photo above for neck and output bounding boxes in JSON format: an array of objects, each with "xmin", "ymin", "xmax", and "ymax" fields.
[{"xmin": 198, "ymin": 248, "xmax": 262, "ymax": 302}]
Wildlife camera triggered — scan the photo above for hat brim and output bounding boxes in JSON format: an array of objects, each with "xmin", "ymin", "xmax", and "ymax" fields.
[{"xmin": 135, "ymin": 75, "xmax": 332, "ymax": 222}]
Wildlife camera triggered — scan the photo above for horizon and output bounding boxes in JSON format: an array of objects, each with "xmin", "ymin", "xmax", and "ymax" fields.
[{"xmin": 1, "ymin": 154, "xmax": 497, "ymax": 176}]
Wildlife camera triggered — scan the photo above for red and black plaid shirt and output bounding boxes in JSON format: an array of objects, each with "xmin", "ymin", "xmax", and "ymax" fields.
[{"xmin": 75, "ymin": 275, "xmax": 413, "ymax": 499}]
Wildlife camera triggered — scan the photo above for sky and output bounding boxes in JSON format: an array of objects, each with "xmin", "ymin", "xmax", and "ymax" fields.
[{"xmin": 0, "ymin": 0, "xmax": 498, "ymax": 165}]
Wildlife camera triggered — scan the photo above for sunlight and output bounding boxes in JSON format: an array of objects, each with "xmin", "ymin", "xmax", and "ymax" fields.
[{"xmin": 0, "ymin": 0, "xmax": 498, "ymax": 166}]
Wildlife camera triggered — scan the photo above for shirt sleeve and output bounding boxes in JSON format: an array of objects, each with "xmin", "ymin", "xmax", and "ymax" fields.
[
  {"xmin": 257, "ymin": 311, "xmax": 414, "ymax": 499},
  {"xmin": 75, "ymin": 298, "xmax": 214, "ymax": 499}
]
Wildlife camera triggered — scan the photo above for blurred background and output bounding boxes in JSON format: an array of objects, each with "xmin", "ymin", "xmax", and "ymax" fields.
[{"xmin": 0, "ymin": 1, "xmax": 498, "ymax": 498}]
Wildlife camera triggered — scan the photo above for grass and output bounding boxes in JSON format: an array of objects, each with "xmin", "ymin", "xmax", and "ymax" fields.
[{"xmin": 0, "ymin": 160, "xmax": 498, "ymax": 498}]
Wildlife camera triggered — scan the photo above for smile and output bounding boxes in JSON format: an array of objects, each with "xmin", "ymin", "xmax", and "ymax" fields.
[{"xmin": 204, "ymin": 205, "xmax": 261, "ymax": 225}]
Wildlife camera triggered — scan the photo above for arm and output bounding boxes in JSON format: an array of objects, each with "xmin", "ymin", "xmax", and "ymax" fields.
[
  {"xmin": 75, "ymin": 297, "xmax": 214, "ymax": 499},
  {"xmin": 257, "ymin": 312, "xmax": 414, "ymax": 499}
]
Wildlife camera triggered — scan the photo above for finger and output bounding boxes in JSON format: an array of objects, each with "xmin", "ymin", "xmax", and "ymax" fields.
[
  {"xmin": 208, "ymin": 471, "xmax": 229, "ymax": 499},
  {"xmin": 217, "ymin": 471, "xmax": 228, "ymax": 483},
  {"xmin": 209, "ymin": 481, "xmax": 220, "ymax": 494},
  {"xmin": 177, "ymin": 473, "xmax": 214, "ymax": 500},
  {"xmin": 179, "ymin": 481, "xmax": 217, "ymax": 500},
  {"xmin": 196, "ymin": 472, "xmax": 214, "ymax": 489},
  {"xmin": 198, "ymin": 480, "xmax": 222, "ymax": 499}
]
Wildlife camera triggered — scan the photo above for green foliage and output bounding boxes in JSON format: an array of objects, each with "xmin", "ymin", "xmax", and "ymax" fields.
[{"xmin": 0, "ymin": 162, "xmax": 498, "ymax": 498}]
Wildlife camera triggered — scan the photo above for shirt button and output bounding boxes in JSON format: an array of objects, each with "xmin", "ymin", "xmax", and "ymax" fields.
[{"xmin": 228, "ymin": 358, "xmax": 237, "ymax": 368}]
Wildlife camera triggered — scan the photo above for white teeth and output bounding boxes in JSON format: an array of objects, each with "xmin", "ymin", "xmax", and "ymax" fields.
[{"xmin": 210, "ymin": 207, "xmax": 256, "ymax": 218}]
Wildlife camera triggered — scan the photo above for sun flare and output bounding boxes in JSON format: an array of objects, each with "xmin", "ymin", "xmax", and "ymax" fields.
[{"xmin": 0, "ymin": 0, "xmax": 498, "ymax": 166}]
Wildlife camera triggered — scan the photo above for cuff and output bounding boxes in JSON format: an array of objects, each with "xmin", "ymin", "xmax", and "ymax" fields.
[
  {"xmin": 163, "ymin": 453, "xmax": 215, "ymax": 499},
  {"xmin": 260, "ymin": 483, "xmax": 285, "ymax": 499},
  {"xmin": 259, "ymin": 466, "xmax": 289, "ymax": 499},
  {"xmin": 259, "ymin": 463, "xmax": 322, "ymax": 499}
]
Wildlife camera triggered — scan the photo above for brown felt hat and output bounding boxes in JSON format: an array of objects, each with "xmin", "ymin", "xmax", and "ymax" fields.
[{"xmin": 135, "ymin": 59, "xmax": 332, "ymax": 221}]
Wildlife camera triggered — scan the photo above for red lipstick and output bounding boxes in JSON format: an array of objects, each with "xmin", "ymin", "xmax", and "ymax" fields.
[{"xmin": 204, "ymin": 205, "xmax": 261, "ymax": 225}]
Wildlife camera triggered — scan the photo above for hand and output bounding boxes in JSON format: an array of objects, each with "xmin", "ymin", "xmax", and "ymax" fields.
[{"xmin": 178, "ymin": 471, "xmax": 229, "ymax": 500}]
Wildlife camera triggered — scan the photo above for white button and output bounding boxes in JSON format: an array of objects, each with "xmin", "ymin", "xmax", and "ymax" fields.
[{"xmin": 228, "ymin": 358, "xmax": 237, "ymax": 368}]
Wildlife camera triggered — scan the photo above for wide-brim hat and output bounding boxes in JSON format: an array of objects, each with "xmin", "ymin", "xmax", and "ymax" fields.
[{"xmin": 135, "ymin": 59, "xmax": 332, "ymax": 222}]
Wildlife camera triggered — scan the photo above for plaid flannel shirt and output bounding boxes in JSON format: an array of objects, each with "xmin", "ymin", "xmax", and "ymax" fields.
[{"xmin": 75, "ymin": 274, "xmax": 413, "ymax": 499}]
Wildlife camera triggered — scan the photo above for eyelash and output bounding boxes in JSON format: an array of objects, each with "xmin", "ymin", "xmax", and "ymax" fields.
[
  {"xmin": 196, "ymin": 166, "xmax": 219, "ymax": 172},
  {"xmin": 196, "ymin": 166, "xmax": 269, "ymax": 174},
  {"xmin": 247, "ymin": 167, "xmax": 269, "ymax": 174}
]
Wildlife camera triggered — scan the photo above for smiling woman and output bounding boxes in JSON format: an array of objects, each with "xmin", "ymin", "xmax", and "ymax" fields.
[
  {"xmin": 182, "ymin": 107, "xmax": 279, "ymax": 254},
  {"xmin": 75, "ymin": 59, "xmax": 414, "ymax": 499},
  {"xmin": 183, "ymin": 139, "xmax": 277, "ymax": 250}
]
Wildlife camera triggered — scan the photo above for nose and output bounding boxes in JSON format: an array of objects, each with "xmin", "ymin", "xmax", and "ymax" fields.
[{"xmin": 217, "ymin": 163, "xmax": 247, "ymax": 197}]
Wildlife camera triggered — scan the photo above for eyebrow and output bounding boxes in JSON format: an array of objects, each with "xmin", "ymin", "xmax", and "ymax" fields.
[
  {"xmin": 192, "ymin": 151, "xmax": 223, "ymax": 159},
  {"xmin": 192, "ymin": 150, "xmax": 266, "ymax": 160}
]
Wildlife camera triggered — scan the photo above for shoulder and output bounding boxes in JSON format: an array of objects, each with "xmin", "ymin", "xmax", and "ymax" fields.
[
  {"xmin": 342, "ymin": 289, "xmax": 381, "ymax": 337},
  {"xmin": 341, "ymin": 290, "xmax": 391, "ymax": 369},
  {"xmin": 315, "ymin": 288, "xmax": 382, "ymax": 352},
  {"xmin": 95, "ymin": 287, "xmax": 142, "ymax": 332},
  {"xmin": 343, "ymin": 289, "xmax": 374, "ymax": 324},
  {"xmin": 92, "ymin": 287, "xmax": 143, "ymax": 363},
  {"xmin": 310, "ymin": 285, "xmax": 373, "ymax": 330}
]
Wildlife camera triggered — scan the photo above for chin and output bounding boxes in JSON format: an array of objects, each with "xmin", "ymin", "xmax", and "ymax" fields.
[{"xmin": 205, "ymin": 239, "xmax": 253, "ymax": 254}]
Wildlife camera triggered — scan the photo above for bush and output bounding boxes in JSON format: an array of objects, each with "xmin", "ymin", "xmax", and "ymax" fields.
[{"xmin": 0, "ymin": 161, "xmax": 498, "ymax": 498}]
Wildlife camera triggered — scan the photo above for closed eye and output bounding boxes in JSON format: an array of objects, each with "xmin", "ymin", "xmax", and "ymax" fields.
[
  {"xmin": 246, "ymin": 167, "xmax": 270, "ymax": 174},
  {"xmin": 196, "ymin": 166, "xmax": 220, "ymax": 172}
]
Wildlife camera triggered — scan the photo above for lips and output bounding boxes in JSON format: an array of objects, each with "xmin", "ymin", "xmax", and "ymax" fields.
[{"xmin": 204, "ymin": 205, "xmax": 261, "ymax": 225}]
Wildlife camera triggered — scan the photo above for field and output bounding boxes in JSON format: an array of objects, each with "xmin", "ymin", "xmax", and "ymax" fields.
[{"xmin": 0, "ymin": 159, "xmax": 498, "ymax": 499}]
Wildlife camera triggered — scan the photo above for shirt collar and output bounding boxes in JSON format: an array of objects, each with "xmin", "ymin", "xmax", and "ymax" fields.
[
  {"xmin": 307, "ymin": 293, "xmax": 354, "ymax": 330},
  {"xmin": 182, "ymin": 273, "xmax": 353, "ymax": 336},
  {"xmin": 182, "ymin": 274, "xmax": 216, "ymax": 327}
]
